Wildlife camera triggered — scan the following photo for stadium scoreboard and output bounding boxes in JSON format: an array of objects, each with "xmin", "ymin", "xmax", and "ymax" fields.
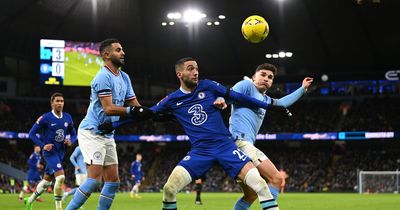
[
  {"xmin": 40, "ymin": 39, "xmax": 66, "ymax": 85},
  {"xmin": 39, "ymin": 38, "xmax": 102, "ymax": 86}
]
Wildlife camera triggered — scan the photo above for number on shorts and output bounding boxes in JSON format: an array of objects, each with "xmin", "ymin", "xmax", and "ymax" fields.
[{"xmin": 233, "ymin": 149, "xmax": 247, "ymax": 161}]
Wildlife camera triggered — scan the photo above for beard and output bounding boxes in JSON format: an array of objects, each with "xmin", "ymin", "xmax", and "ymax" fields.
[
  {"xmin": 182, "ymin": 77, "xmax": 198, "ymax": 89},
  {"xmin": 110, "ymin": 56, "xmax": 124, "ymax": 68}
]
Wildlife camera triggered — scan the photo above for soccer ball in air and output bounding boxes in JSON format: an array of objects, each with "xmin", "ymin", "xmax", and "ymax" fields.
[{"xmin": 241, "ymin": 15, "xmax": 269, "ymax": 43}]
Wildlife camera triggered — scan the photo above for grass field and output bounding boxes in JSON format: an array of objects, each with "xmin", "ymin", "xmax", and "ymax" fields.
[
  {"xmin": 1, "ymin": 192, "xmax": 399, "ymax": 210},
  {"xmin": 64, "ymin": 51, "xmax": 102, "ymax": 86}
]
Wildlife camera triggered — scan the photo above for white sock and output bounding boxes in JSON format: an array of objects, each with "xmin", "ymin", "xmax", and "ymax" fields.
[
  {"xmin": 163, "ymin": 166, "xmax": 192, "ymax": 202},
  {"xmin": 28, "ymin": 180, "xmax": 51, "ymax": 203},
  {"xmin": 244, "ymin": 168, "xmax": 274, "ymax": 201},
  {"xmin": 54, "ymin": 175, "xmax": 65, "ymax": 210}
]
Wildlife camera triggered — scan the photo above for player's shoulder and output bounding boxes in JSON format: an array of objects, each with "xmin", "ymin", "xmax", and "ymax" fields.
[
  {"xmin": 93, "ymin": 67, "xmax": 111, "ymax": 81},
  {"xmin": 236, "ymin": 78, "xmax": 253, "ymax": 87},
  {"xmin": 62, "ymin": 112, "xmax": 73, "ymax": 119}
]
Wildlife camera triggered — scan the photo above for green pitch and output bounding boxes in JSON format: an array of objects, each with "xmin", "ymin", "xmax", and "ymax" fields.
[
  {"xmin": 2, "ymin": 192, "xmax": 398, "ymax": 210},
  {"xmin": 64, "ymin": 51, "xmax": 102, "ymax": 86}
]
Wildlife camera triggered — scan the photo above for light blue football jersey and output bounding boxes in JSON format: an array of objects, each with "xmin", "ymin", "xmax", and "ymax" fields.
[
  {"xmin": 79, "ymin": 66, "xmax": 135, "ymax": 136},
  {"xmin": 229, "ymin": 79, "xmax": 271, "ymax": 144}
]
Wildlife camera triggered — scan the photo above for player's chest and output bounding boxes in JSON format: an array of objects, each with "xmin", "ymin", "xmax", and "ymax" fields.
[
  {"xmin": 110, "ymin": 78, "xmax": 128, "ymax": 99},
  {"xmin": 173, "ymin": 90, "xmax": 216, "ymax": 114},
  {"xmin": 46, "ymin": 118, "xmax": 69, "ymax": 131}
]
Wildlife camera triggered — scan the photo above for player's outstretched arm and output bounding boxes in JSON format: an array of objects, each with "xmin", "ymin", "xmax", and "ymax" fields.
[{"xmin": 274, "ymin": 77, "xmax": 313, "ymax": 107}]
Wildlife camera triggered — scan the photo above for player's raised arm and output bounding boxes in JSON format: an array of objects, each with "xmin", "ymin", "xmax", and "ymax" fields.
[{"xmin": 272, "ymin": 77, "xmax": 313, "ymax": 108}]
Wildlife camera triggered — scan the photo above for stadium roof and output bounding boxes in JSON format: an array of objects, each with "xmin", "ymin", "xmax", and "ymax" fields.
[{"xmin": 1, "ymin": 0, "xmax": 399, "ymax": 83}]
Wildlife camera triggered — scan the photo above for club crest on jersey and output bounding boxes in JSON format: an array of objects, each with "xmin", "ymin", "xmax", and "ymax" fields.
[
  {"xmin": 198, "ymin": 92, "xmax": 205, "ymax": 99},
  {"xmin": 64, "ymin": 122, "xmax": 68, "ymax": 127}
]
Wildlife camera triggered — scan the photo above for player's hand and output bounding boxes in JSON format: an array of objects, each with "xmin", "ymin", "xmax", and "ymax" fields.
[
  {"xmin": 64, "ymin": 139, "xmax": 72, "ymax": 146},
  {"xmin": 43, "ymin": 144, "xmax": 54, "ymax": 151},
  {"xmin": 302, "ymin": 77, "xmax": 314, "ymax": 91},
  {"xmin": 131, "ymin": 175, "xmax": 136, "ymax": 179},
  {"xmin": 98, "ymin": 122, "xmax": 114, "ymax": 134},
  {"xmin": 37, "ymin": 164, "xmax": 44, "ymax": 169},
  {"xmin": 75, "ymin": 166, "xmax": 81, "ymax": 171},
  {"xmin": 129, "ymin": 106, "xmax": 154, "ymax": 120},
  {"xmin": 142, "ymin": 177, "xmax": 145, "ymax": 181},
  {"xmin": 213, "ymin": 97, "xmax": 227, "ymax": 110}
]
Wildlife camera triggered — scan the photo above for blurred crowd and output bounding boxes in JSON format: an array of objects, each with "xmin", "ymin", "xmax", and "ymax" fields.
[{"xmin": 0, "ymin": 95, "xmax": 399, "ymax": 194}]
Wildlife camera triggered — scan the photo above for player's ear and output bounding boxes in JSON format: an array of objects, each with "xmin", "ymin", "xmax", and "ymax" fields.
[{"xmin": 176, "ymin": 71, "xmax": 182, "ymax": 78}]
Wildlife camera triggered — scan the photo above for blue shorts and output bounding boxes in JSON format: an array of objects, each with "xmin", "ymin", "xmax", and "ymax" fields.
[
  {"xmin": 27, "ymin": 171, "xmax": 42, "ymax": 184},
  {"xmin": 131, "ymin": 177, "xmax": 142, "ymax": 185},
  {"xmin": 43, "ymin": 150, "xmax": 64, "ymax": 175},
  {"xmin": 178, "ymin": 140, "xmax": 249, "ymax": 179}
]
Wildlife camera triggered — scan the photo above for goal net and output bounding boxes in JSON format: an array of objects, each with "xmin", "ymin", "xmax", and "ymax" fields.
[{"xmin": 358, "ymin": 170, "xmax": 400, "ymax": 194}]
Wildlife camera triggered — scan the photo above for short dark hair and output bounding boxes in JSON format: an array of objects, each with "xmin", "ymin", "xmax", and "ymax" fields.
[
  {"xmin": 99, "ymin": 38, "xmax": 119, "ymax": 56},
  {"xmin": 175, "ymin": 57, "xmax": 195, "ymax": 72},
  {"xmin": 255, "ymin": 63, "xmax": 277, "ymax": 75},
  {"xmin": 50, "ymin": 92, "xmax": 63, "ymax": 103}
]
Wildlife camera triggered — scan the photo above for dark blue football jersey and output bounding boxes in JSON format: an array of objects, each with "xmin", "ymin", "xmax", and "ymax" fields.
[
  {"xmin": 151, "ymin": 79, "xmax": 232, "ymax": 146},
  {"xmin": 29, "ymin": 111, "xmax": 77, "ymax": 153}
]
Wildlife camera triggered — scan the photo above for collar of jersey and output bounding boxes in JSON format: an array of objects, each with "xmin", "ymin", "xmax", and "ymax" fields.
[
  {"xmin": 104, "ymin": 65, "xmax": 120, "ymax": 76},
  {"xmin": 179, "ymin": 86, "xmax": 192, "ymax": 94},
  {"xmin": 51, "ymin": 110, "xmax": 63, "ymax": 119}
]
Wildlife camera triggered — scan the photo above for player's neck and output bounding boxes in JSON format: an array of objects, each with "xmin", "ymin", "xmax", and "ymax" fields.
[{"xmin": 104, "ymin": 63, "xmax": 120, "ymax": 75}]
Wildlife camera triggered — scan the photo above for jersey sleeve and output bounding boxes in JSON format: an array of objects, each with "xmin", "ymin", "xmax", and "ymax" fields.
[
  {"xmin": 28, "ymin": 115, "xmax": 46, "ymax": 148},
  {"xmin": 204, "ymin": 79, "xmax": 228, "ymax": 97},
  {"xmin": 67, "ymin": 114, "xmax": 78, "ymax": 143},
  {"xmin": 27, "ymin": 154, "xmax": 36, "ymax": 167},
  {"xmin": 150, "ymin": 95, "xmax": 171, "ymax": 113},
  {"xmin": 273, "ymin": 86, "xmax": 305, "ymax": 107},
  {"xmin": 93, "ymin": 73, "xmax": 112, "ymax": 98},
  {"xmin": 122, "ymin": 72, "xmax": 136, "ymax": 101},
  {"xmin": 130, "ymin": 161, "xmax": 136, "ymax": 174}
]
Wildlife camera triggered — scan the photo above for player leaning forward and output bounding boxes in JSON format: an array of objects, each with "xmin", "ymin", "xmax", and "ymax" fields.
[{"xmin": 154, "ymin": 57, "xmax": 283, "ymax": 210}]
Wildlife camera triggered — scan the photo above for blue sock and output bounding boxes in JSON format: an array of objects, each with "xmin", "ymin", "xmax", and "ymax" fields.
[
  {"xmin": 268, "ymin": 185, "xmax": 279, "ymax": 200},
  {"xmin": 234, "ymin": 197, "xmax": 251, "ymax": 210},
  {"xmin": 67, "ymin": 187, "xmax": 77, "ymax": 198},
  {"xmin": 97, "ymin": 182, "xmax": 119, "ymax": 210},
  {"xmin": 66, "ymin": 178, "xmax": 99, "ymax": 210}
]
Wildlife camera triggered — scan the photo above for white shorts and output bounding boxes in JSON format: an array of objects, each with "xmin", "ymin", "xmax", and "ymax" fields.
[
  {"xmin": 235, "ymin": 139, "xmax": 268, "ymax": 167},
  {"xmin": 75, "ymin": 173, "xmax": 87, "ymax": 186},
  {"xmin": 78, "ymin": 129, "xmax": 118, "ymax": 166}
]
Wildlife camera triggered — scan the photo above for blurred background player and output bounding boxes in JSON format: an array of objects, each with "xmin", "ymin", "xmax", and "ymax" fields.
[
  {"xmin": 226, "ymin": 63, "xmax": 313, "ymax": 210},
  {"xmin": 130, "ymin": 153, "xmax": 144, "ymax": 198},
  {"xmin": 66, "ymin": 38, "xmax": 152, "ymax": 210},
  {"xmin": 62, "ymin": 146, "xmax": 87, "ymax": 203},
  {"xmin": 24, "ymin": 92, "xmax": 77, "ymax": 210},
  {"xmin": 194, "ymin": 178, "xmax": 205, "ymax": 205},
  {"xmin": 19, "ymin": 145, "xmax": 43, "ymax": 201}
]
